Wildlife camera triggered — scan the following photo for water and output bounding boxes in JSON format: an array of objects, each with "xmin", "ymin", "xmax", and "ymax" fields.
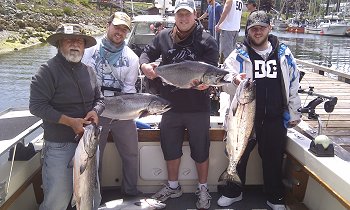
[
  {"xmin": 271, "ymin": 31, "xmax": 350, "ymax": 74},
  {"xmin": 0, "ymin": 31, "xmax": 350, "ymax": 111},
  {"xmin": 0, "ymin": 44, "xmax": 56, "ymax": 111}
]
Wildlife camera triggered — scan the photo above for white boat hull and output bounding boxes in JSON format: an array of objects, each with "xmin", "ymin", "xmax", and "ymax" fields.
[
  {"xmin": 305, "ymin": 27, "xmax": 322, "ymax": 34},
  {"xmin": 320, "ymin": 25, "xmax": 348, "ymax": 36}
]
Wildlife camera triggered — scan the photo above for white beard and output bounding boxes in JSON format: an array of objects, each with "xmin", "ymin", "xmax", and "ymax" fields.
[{"xmin": 62, "ymin": 50, "xmax": 83, "ymax": 63}]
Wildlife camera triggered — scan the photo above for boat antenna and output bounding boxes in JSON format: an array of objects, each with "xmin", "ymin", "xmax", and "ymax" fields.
[
  {"xmin": 155, "ymin": 0, "xmax": 172, "ymax": 16},
  {"xmin": 131, "ymin": 0, "xmax": 135, "ymax": 17}
]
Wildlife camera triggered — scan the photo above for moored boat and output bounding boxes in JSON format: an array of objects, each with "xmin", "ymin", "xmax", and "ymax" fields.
[
  {"xmin": 319, "ymin": 15, "xmax": 348, "ymax": 36},
  {"xmin": 273, "ymin": 19, "xmax": 289, "ymax": 31},
  {"xmin": 286, "ymin": 18, "xmax": 306, "ymax": 33},
  {"xmin": 304, "ymin": 26, "xmax": 321, "ymax": 34},
  {"xmin": 287, "ymin": 25, "xmax": 305, "ymax": 33}
]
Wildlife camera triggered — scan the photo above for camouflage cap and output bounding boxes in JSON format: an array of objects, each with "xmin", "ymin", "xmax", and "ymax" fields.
[
  {"xmin": 246, "ymin": 11, "xmax": 270, "ymax": 30},
  {"xmin": 109, "ymin": 12, "xmax": 131, "ymax": 30}
]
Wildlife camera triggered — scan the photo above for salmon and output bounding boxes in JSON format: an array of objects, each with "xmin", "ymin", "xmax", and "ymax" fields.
[
  {"xmin": 102, "ymin": 93, "xmax": 171, "ymax": 120},
  {"xmin": 156, "ymin": 61, "xmax": 229, "ymax": 89},
  {"xmin": 71, "ymin": 123, "xmax": 102, "ymax": 210},
  {"xmin": 219, "ymin": 79, "xmax": 256, "ymax": 185}
]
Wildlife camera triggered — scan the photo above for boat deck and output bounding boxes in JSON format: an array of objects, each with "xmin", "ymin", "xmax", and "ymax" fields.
[
  {"xmin": 97, "ymin": 186, "xmax": 271, "ymax": 210},
  {"xmin": 95, "ymin": 186, "xmax": 305, "ymax": 210}
]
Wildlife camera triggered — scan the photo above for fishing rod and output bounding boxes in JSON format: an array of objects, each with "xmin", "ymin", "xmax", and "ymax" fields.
[
  {"xmin": 297, "ymin": 70, "xmax": 337, "ymax": 118},
  {"xmin": 297, "ymin": 84, "xmax": 338, "ymax": 157},
  {"xmin": 298, "ymin": 86, "xmax": 338, "ymax": 116}
]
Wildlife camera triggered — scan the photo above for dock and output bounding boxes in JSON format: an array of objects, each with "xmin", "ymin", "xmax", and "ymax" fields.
[{"xmin": 296, "ymin": 59, "xmax": 350, "ymax": 149}]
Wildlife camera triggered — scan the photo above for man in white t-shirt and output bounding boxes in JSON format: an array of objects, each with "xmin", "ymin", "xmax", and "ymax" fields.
[{"xmin": 215, "ymin": 0, "xmax": 243, "ymax": 63}]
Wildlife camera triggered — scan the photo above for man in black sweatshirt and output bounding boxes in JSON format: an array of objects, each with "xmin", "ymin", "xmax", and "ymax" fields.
[{"xmin": 139, "ymin": 0, "xmax": 219, "ymax": 209}]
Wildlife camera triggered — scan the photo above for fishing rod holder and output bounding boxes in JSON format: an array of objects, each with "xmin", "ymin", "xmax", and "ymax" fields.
[{"xmin": 298, "ymin": 86, "xmax": 337, "ymax": 157}]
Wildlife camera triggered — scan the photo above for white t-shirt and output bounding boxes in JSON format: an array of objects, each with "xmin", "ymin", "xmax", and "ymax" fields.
[
  {"xmin": 82, "ymin": 40, "xmax": 139, "ymax": 94},
  {"xmin": 220, "ymin": 0, "xmax": 243, "ymax": 31},
  {"xmin": 253, "ymin": 41, "xmax": 273, "ymax": 61}
]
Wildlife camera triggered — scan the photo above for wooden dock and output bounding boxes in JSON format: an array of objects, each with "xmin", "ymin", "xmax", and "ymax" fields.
[{"xmin": 296, "ymin": 59, "xmax": 350, "ymax": 149}]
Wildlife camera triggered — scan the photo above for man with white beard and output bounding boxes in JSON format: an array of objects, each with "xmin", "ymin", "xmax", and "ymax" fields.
[{"xmin": 29, "ymin": 23, "xmax": 104, "ymax": 210}]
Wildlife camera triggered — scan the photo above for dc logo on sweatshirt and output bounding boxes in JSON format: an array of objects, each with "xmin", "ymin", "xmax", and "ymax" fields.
[{"xmin": 254, "ymin": 60, "xmax": 277, "ymax": 79}]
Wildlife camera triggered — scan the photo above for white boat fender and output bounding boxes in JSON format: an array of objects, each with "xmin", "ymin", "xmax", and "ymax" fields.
[{"xmin": 314, "ymin": 134, "xmax": 331, "ymax": 149}]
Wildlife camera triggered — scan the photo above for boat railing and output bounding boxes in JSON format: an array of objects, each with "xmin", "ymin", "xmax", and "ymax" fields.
[{"xmin": 0, "ymin": 108, "xmax": 43, "ymax": 209}]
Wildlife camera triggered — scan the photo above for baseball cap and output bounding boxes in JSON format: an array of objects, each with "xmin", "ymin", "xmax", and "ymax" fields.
[
  {"xmin": 246, "ymin": 11, "xmax": 270, "ymax": 30},
  {"xmin": 46, "ymin": 23, "xmax": 96, "ymax": 48},
  {"xmin": 174, "ymin": 0, "xmax": 196, "ymax": 13},
  {"xmin": 108, "ymin": 12, "xmax": 131, "ymax": 30}
]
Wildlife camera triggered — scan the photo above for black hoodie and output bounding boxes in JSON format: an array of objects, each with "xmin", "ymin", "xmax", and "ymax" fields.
[
  {"xmin": 140, "ymin": 21, "xmax": 219, "ymax": 113},
  {"xmin": 244, "ymin": 34, "xmax": 284, "ymax": 119}
]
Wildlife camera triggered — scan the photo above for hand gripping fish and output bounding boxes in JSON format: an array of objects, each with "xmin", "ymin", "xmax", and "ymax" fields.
[
  {"xmin": 219, "ymin": 79, "xmax": 256, "ymax": 185},
  {"xmin": 71, "ymin": 123, "xmax": 102, "ymax": 210}
]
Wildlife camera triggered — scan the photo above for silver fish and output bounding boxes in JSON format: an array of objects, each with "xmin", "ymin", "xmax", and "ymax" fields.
[
  {"xmin": 219, "ymin": 79, "xmax": 256, "ymax": 185},
  {"xmin": 156, "ymin": 61, "xmax": 229, "ymax": 89},
  {"xmin": 72, "ymin": 124, "xmax": 102, "ymax": 210},
  {"xmin": 98, "ymin": 198, "xmax": 166, "ymax": 209},
  {"xmin": 102, "ymin": 93, "xmax": 171, "ymax": 120}
]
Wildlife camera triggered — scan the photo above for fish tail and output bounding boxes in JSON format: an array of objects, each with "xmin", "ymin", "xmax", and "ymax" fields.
[
  {"xmin": 218, "ymin": 170, "xmax": 242, "ymax": 186},
  {"xmin": 218, "ymin": 169, "xmax": 229, "ymax": 182}
]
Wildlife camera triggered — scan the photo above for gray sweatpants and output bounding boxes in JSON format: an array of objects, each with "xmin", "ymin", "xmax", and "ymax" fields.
[
  {"xmin": 99, "ymin": 117, "xmax": 139, "ymax": 195},
  {"xmin": 220, "ymin": 30, "xmax": 239, "ymax": 61}
]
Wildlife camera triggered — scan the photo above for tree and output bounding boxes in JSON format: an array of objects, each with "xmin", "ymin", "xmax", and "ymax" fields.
[{"xmin": 259, "ymin": 0, "xmax": 274, "ymax": 12}]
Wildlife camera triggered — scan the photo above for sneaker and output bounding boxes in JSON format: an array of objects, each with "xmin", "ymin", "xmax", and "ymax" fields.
[
  {"xmin": 217, "ymin": 192, "xmax": 243, "ymax": 207},
  {"xmin": 150, "ymin": 183, "xmax": 183, "ymax": 202},
  {"xmin": 195, "ymin": 186, "xmax": 212, "ymax": 209},
  {"xmin": 267, "ymin": 200, "xmax": 287, "ymax": 210}
]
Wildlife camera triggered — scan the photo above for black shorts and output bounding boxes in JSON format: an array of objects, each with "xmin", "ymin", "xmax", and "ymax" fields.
[{"xmin": 159, "ymin": 111, "xmax": 210, "ymax": 163}]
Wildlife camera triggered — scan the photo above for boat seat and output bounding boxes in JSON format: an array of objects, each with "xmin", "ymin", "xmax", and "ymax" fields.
[
  {"xmin": 133, "ymin": 34, "xmax": 155, "ymax": 46},
  {"xmin": 0, "ymin": 116, "xmax": 40, "ymax": 141},
  {"xmin": 131, "ymin": 34, "xmax": 156, "ymax": 56}
]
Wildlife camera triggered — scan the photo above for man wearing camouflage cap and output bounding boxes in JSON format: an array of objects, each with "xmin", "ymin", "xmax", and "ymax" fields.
[
  {"xmin": 218, "ymin": 11, "xmax": 301, "ymax": 210},
  {"xmin": 82, "ymin": 12, "xmax": 141, "ymax": 197}
]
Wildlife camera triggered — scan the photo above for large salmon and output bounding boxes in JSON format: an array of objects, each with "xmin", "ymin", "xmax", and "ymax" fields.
[
  {"xmin": 156, "ymin": 61, "xmax": 229, "ymax": 89},
  {"xmin": 219, "ymin": 79, "xmax": 256, "ymax": 185},
  {"xmin": 102, "ymin": 93, "xmax": 171, "ymax": 120},
  {"xmin": 71, "ymin": 123, "xmax": 102, "ymax": 210}
]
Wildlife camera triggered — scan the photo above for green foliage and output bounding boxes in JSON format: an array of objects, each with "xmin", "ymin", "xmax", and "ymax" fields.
[
  {"xmin": 16, "ymin": 3, "xmax": 29, "ymax": 11},
  {"xmin": 64, "ymin": 0, "xmax": 77, "ymax": 3},
  {"xmin": 79, "ymin": 0, "xmax": 90, "ymax": 7},
  {"xmin": 48, "ymin": 8, "xmax": 64, "ymax": 16},
  {"xmin": 34, "ymin": 0, "xmax": 47, "ymax": 5},
  {"xmin": 260, "ymin": 0, "xmax": 274, "ymax": 12},
  {"xmin": 63, "ymin": 7, "xmax": 74, "ymax": 16}
]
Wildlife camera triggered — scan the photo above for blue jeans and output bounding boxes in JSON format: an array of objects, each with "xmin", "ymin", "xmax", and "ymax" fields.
[{"xmin": 39, "ymin": 141, "xmax": 77, "ymax": 210}]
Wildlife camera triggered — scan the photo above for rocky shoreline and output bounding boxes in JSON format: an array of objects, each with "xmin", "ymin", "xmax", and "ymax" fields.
[{"xmin": 0, "ymin": 0, "xmax": 111, "ymax": 55}]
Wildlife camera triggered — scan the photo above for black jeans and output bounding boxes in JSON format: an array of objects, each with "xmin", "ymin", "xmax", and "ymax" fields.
[{"xmin": 220, "ymin": 117, "xmax": 287, "ymax": 200}]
